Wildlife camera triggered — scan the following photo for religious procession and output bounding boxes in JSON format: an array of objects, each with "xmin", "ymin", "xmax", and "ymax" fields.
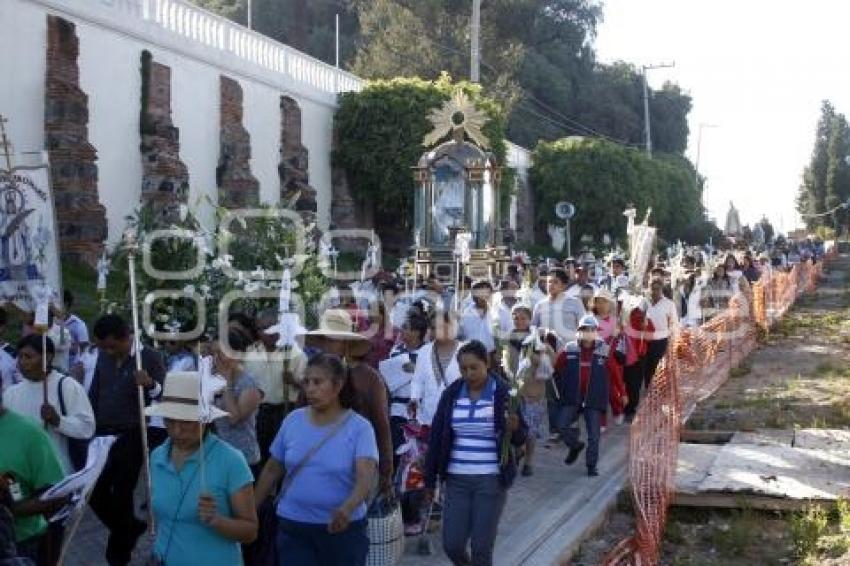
[{"xmin": 1, "ymin": 1, "xmax": 848, "ymax": 566}]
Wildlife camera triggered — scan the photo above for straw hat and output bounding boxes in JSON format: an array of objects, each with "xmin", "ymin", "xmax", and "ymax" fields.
[
  {"xmin": 305, "ymin": 309, "xmax": 371, "ymax": 358},
  {"xmin": 144, "ymin": 371, "xmax": 228, "ymax": 422},
  {"xmin": 593, "ymin": 288, "xmax": 616, "ymax": 303}
]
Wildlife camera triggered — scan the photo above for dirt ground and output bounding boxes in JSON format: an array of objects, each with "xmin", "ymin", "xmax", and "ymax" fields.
[{"xmin": 573, "ymin": 255, "xmax": 850, "ymax": 565}]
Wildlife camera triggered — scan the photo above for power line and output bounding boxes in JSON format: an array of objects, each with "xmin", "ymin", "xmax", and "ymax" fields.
[{"xmin": 408, "ymin": 30, "xmax": 639, "ymax": 146}]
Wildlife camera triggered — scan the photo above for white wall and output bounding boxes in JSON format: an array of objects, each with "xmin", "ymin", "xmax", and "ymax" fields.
[
  {"xmin": 78, "ymin": 17, "xmax": 144, "ymax": 247},
  {"xmin": 0, "ymin": 1, "xmax": 46, "ymax": 165},
  {"xmin": 1, "ymin": 0, "xmax": 351, "ymax": 244},
  {"xmin": 243, "ymin": 80, "xmax": 282, "ymax": 206}
]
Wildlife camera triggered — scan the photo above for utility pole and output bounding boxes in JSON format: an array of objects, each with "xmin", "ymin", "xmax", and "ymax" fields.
[
  {"xmin": 335, "ymin": 13, "xmax": 340, "ymax": 68},
  {"xmin": 246, "ymin": 0, "xmax": 252, "ymax": 30},
  {"xmin": 694, "ymin": 123, "xmax": 718, "ymax": 186},
  {"xmin": 641, "ymin": 62, "xmax": 675, "ymax": 157},
  {"xmin": 471, "ymin": 0, "xmax": 482, "ymax": 83}
]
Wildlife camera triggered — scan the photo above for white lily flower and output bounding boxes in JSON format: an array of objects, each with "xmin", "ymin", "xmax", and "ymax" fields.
[{"xmin": 183, "ymin": 284, "xmax": 195, "ymax": 296}]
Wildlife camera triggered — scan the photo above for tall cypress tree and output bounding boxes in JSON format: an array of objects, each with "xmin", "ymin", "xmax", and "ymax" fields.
[
  {"xmin": 799, "ymin": 100, "xmax": 834, "ymax": 228},
  {"xmin": 825, "ymin": 113, "xmax": 850, "ymax": 232}
]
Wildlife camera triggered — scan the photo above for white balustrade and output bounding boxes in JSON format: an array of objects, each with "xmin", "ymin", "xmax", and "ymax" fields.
[{"xmin": 36, "ymin": 0, "xmax": 363, "ymax": 100}]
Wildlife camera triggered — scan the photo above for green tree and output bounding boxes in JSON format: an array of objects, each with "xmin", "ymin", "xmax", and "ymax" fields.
[
  {"xmin": 530, "ymin": 137, "xmax": 705, "ymax": 245},
  {"xmin": 194, "ymin": 0, "xmax": 692, "ymax": 158},
  {"xmin": 825, "ymin": 113, "xmax": 850, "ymax": 232},
  {"xmin": 798, "ymin": 100, "xmax": 835, "ymax": 228},
  {"xmin": 193, "ymin": 0, "xmax": 244, "ymax": 21}
]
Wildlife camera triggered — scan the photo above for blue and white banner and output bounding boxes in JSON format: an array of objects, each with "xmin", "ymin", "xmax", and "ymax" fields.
[{"xmin": 0, "ymin": 154, "xmax": 61, "ymax": 311}]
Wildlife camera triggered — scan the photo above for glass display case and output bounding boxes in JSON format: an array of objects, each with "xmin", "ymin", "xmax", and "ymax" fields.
[{"xmin": 413, "ymin": 139, "xmax": 499, "ymax": 250}]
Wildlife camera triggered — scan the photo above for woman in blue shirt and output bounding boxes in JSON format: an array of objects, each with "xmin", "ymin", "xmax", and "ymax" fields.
[
  {"xmin": 424, "ymin": 340, "xmax": 528, "ymax": 566},
  {"xmin": 146, "ymin": 371, "xmax": 258, "ymax": 565},
  {"xmin": 254, "ymin": 353, "xmax": 378, "ymax": 566}
]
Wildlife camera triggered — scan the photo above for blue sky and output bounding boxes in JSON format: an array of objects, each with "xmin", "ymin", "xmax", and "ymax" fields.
[{"xmin": 595, "ymin": 0, "xmax": 850, "ymax": 234}]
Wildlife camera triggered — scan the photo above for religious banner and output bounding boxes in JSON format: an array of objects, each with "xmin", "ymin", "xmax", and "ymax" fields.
[{"xmin": 0, "ymin": 154, "xmax": 62, "ymax": 311}]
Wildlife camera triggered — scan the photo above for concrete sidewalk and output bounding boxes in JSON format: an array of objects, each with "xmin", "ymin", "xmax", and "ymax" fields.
[{"xmin": 62, "ymin": 425, "xmax": 629, "ymax": 565}]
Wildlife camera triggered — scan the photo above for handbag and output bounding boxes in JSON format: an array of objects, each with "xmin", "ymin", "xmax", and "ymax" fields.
[
  {"xmin": 366, "ymin": 492, "xmax": 404, "ymax": 566},
  {"xmin": 250, "ymin": 410, "xmax": 354, "ymax": 566}
]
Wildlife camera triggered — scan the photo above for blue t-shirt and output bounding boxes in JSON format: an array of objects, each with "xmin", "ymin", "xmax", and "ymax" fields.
[
  {"xmin": 151, "ymin": 434, "xmax": 253, "ymax": 566},
  {"xmin": 270, "ymin": 408, "xmax": 378, "ymax": 524}
]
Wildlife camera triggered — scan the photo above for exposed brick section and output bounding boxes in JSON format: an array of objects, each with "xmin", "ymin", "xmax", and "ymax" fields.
[
  {"xmin": 218, "ymin": 76, "xmax": 259, "ymax": 208},
  {"xmin": 139, "ymin": 51, "xmax": 189, "ymax": 223},
  {"xmin": 44, "ymin": 15, "xmax": 108, "ymax": 265},
  {"xmin": 279, "ymin": 96, "xmax": 316, "ymax": 225}
]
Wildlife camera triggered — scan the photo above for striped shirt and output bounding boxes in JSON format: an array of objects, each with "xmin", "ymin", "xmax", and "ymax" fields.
[{"xmin": 447, "ymin": 377, "xmax": 500, "ymax": 475}]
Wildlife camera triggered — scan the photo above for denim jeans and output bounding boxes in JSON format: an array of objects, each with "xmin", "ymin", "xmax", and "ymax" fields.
[
  {"xmin": 556, "ymin": 404, "xmax": 603, "ymax": 471},
  {"xmin": 442, "ymin": 474, "xmax": 506, "ymax": 566},
  {"xmin": 275, "ymin": 518, "xmax": 368, "ymax": 566}
]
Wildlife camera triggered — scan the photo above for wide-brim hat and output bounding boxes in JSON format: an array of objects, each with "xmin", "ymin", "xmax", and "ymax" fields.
[
  {"xmin": 144, "ymin": 371, "xmax": 228, "ymax": 422},
  {"xmin": 593, "ymin": 288, "xmax": 616, "ymax": 303},
  {"xmin": 305, "ymin": 309, "xmax": 371, "ymax": 357}
]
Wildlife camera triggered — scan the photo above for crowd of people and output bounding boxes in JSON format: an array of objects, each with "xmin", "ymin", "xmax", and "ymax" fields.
[{"xmin": 0, "ymin": 237, "xmax": 827, "ymax": 566}]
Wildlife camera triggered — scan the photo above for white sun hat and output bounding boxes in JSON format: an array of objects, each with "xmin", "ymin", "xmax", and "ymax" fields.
[{"xmin": 144, "ymin": 371, "xmax": 228, "ymax": 422}]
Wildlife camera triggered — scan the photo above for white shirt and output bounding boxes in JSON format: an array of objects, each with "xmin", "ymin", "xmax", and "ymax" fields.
[
  {"xmin": 0, "ymin": 347, "xmax": 19, "ymax": 391},
  {"xmin": 646, "ymin": 296, "xmax": 679, "ymax": 340},
  {"xmin": 459, "ymin": 304, "xmax": 496, "ymax": 352},
  {"xmin": 491, "ymin": 302, "xmax": 514, "ymax": 342},
  {"xmin": 46, "ymin": 324, "xmax": 73, "ymax": 373},
  {"xmin": 4, "ymin": 370, "xmax": 95, "ymax": 473},
  {"xmin": 531, "ymin": 293, "xmax": 586, "ymax": 347},
  {"xmin": 410, "ymin": 341, "xmax": 463, "ymax": 426},
  {"xmin": 244, "ymin": 343, "xmax": 305, "ymax": 405},
  {"xmin": 527, "ymin": 286, "xmax": 547, "ymax": 311},
  {"xmin": 380, "ymin": 345, "xmax": 421, "ymax": 419},
  {"xmin": 63, "ymin": 314, "xmax": 90, "ymax": 368},
  {"xmin": 79, "ymin": 346, "xmax": 99, "ymax": 393}
]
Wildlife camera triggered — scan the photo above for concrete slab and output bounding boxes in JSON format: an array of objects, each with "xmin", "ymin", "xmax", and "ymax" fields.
[
  {"xmin": 690, "ymin": 443, "xmax": 850, "ymax": 500},
  {"xmin": 676, "ymin": 443, "xmax": 722, "ymax": 494},
  {"xmin": 729, "ymin": 429, "xmax": 795, "ymax": 447},
  {"xmin": 794, "ymin": 428, "xmax": 850, "ymax": 452}
]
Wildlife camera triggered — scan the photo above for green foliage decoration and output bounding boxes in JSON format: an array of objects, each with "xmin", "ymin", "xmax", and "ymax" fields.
[{"xmin": 106, "ymin": 201, "xmax": 329, "ymax": 338}]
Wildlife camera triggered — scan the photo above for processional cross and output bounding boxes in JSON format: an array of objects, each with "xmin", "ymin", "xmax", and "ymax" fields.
[{"xmin": 0, "ymin": 115, "xmax": 13, "ymax": 172}]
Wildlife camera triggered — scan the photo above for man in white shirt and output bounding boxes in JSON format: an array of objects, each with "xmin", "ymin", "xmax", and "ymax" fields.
[
  {"xmin": 643, "ymin": 278, "xmax": 679, "ymax": 388},
  {"xmin": 526, "ymin": 267, "xmax": 549, "ymax": 311},
  {"xmin": 4, "ymin": 335, "xmax": 95, "ymax": 473},
  {"xmin": 532, "ymin": 268, "xmax": 586, "ymax": 348},
  {"xmin": 62, "ymin": 290, "xmax": 90, "ymax": 371},
  {"xmin": 248, "ymin": 309, "xmax": 307, "ymax": 467},
  {"xmin": 491, "ymin": 279, "xmax": 518, "ymax": 342},
  {"xmin": 459, "ymin": 280, "xmax": 496, "ymax": 354}
]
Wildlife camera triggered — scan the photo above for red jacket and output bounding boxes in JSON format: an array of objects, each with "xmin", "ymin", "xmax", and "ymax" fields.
[{"xmin": 623, "ymin": 308, "xmax": 654, "ymax": 367}]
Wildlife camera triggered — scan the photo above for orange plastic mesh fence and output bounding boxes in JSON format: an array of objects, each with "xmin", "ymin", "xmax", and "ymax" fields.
[{"xmin": 603, "ymin": 258, "xmax": 828, "ymax": 566}]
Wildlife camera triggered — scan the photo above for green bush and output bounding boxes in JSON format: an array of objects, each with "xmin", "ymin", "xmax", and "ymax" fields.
[{"xmin": 530, "ymin": 137, "xmax": 708, "ymax": 246}]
